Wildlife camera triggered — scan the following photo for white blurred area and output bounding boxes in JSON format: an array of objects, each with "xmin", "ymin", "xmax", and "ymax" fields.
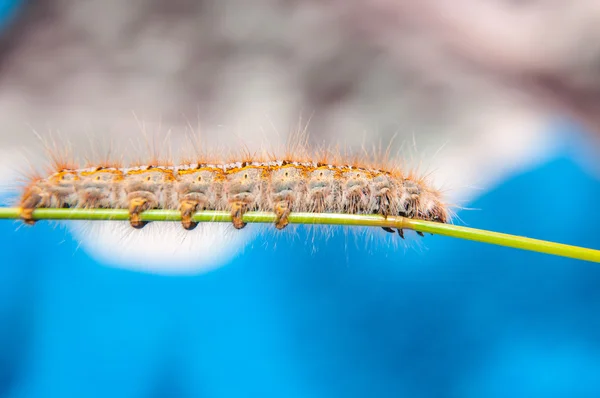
[
  {"xmin": 0, "ymin": 0, "xmax": 599, "ymax": 273},
  {"xmin": 69, "ymin": 221, "xmax": 254, "ymax": 275}
]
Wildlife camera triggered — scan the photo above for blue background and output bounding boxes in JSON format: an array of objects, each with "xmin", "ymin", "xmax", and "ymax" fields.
[{"xmin": 0, "ymin": 0, "xmax": 20, "ymax": 31}]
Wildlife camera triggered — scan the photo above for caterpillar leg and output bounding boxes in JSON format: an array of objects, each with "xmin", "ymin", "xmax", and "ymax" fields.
[
  {"xmin": 179, "ymin": 199, "xmax": 200, "ymax": 231},
  {"xmin": 230, "ymin": 201, "xmax": 248, "ymax": 230},
  {"xmin": 381, "ymin": 227, "xmax": 405, "ymax": 239},
  {"xmin": 127, "ymin": 193, "xmax": 157, "ymax": 229},
  {"xmin": 20, "ymin": 207, "xmax": 37, "ymax": 225},
  {"xmin": 19, "ymin": 187, "xmax": 45, "ymax": 225},
  {"xmin": 274, "ymin": 201, "xmax": 291, "ymax": 230}
]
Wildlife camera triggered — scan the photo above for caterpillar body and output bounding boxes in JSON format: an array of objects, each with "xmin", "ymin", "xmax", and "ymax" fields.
[
  {"xmin": 16, "ymin": 129, "xmax": 449, "ymax": 238},
  {"xmin": 19, "ymin": 161, "xmax": 448, "ymax": 238}
]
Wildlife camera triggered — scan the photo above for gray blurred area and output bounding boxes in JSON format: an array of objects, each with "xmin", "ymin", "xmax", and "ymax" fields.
[{"xmin": 0, "ymin": 0, "xmax": 599, "ymax": 202}]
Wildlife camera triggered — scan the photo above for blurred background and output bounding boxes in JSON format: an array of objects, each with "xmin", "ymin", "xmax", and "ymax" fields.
[{"xmin": 0, "ymin": 1, "xmax": 600, "ymax": 397}]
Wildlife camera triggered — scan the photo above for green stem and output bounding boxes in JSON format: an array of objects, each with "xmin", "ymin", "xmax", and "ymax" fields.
[{"xmin": 0, "ymin": 207, "xmax": 598, "ymax": 263}]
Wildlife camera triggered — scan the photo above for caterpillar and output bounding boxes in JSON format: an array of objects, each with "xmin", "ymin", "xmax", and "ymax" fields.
[{"xmin": 16, "ymin": 133, "xmax": 450, "ymax": 238}]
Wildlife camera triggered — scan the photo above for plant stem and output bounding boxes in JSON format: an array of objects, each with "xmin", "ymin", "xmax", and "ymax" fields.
[{"xmin": 0, "ymin": 207, "xmax": 598, "ymax": 263}]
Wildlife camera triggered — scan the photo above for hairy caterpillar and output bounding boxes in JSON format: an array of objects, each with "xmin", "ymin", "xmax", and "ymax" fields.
[{"xmin": 16, "ymin": 133, "xmax": 450, "ymax": 238}]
